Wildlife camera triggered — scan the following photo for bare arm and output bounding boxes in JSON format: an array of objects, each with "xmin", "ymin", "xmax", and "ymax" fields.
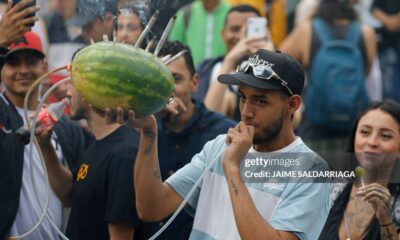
[
  {"xmin": 372, "ymin": 9, "xmax": 400, "ymax": 33},
  {"xmin": 222, "ymin": 123, "xmax": 298, "ymax": 240},
  {"xmin": 361, "ymin": 24, "xmax": 377, "ymax": 75},
  {"xmin": 204, "ymin": 57, "xmax": 237, "ymax": 112},
  {"xmin": 37, "ymin": 128, "xmax": 73, "ymax": 207},
  {"xmin": 108, "ymin": 222, "xmax": 134, "ymax": 240},
  {"xmin": 280, "ymin": 21, "xmax": 311, "ymax": 68},
  {"xmin": 109, "ymin": 109, "xmax": 182, "ymax": 221},
  {"xmin": 224, "ymin": 165, "xmax": 298, "ymax": 240}
]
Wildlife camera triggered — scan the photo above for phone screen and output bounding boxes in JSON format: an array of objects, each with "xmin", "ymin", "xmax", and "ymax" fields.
[{"xmin": 247, "ymin": 17, "xmax": 267, "ymax": 38}]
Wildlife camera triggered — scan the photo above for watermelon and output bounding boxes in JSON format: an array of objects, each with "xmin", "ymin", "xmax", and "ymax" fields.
[{"xmin": 71, "ymin": 41, "xmax": 174, "ymax": 116}]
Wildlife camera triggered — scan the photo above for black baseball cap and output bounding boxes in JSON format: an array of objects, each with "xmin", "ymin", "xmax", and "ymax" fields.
[{"xmin": 218, "ymin": 49, "xmax": 305, "ymax": 95}]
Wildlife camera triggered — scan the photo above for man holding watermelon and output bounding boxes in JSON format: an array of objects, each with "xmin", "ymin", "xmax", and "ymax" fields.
[
  {"xmin": 136, "ymin": 41, "xmax": 236, "ymax": 239},
  {"xmin": 35, "ymin": 75, "xmax": 142, "ymax": 239},
  {"xmin": 114, "ymin": 49, "xmax": 330, "ymax": 239}
]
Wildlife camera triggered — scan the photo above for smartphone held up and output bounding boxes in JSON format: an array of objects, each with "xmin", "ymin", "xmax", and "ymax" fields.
[
  {"xmin": 246, "ymin": 17, "xmax": 267, "ymax": 39},
  {"xmin": 12, "ymin": 0, "xmax": 36, "ymax": 27}
]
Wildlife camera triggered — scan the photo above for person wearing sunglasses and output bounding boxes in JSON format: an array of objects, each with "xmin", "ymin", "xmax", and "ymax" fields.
[
  {"xmin": 116, "ymin": 4, "xmax": 148, "ymax": 46},
  {"xmin": 110, "ymin": 49, "xmax": 331, "ymax": 240}
]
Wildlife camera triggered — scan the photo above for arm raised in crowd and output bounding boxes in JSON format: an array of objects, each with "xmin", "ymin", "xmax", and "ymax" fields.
[
  {"xmin": 36, "ymin": 126, "xmax": 74, "ymax": 207},
  {"xmin": 107, "ymin": 108, "xmax": 183, "ymax": 221},
  {"xmin": 0, "ymin": 0, "xmax": 39, "ymax": 47},
  {"xmin": 205, "ymin": 37, "xmax": 274, "ymax": 115},
  {"xmin": 279, "ymin": 21, "xmax": 312, "ymax": 68}
]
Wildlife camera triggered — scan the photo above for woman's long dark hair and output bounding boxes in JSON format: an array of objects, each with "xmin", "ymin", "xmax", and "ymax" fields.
[
  {"xmin": 313, "ymin": 0, "xmax": 357, "ymax": 24},
  {"xmin": 346, "ymin": 100, "xmax": 400, "ymax": 193}
]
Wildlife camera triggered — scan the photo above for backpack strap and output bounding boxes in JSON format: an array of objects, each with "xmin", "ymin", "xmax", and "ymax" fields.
[
  {"xmin": 313, "ymin": 18, "xmax": 334, "ymax": 44},
  {"xmin": 345, "ymin": 21, "xmax": 361, "ymax": 44},
  {"xmin": 313, "ymin": 18, "xmax": 361, "ymax": 45}
]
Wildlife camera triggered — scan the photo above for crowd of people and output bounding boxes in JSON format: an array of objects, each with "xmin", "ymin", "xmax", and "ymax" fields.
[{"xmin": 0, "ymin": 0, "xmax": 400, "ymax": 239}]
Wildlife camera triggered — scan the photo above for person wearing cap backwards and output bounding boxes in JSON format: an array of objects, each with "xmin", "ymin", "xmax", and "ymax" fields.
[
  {"xmin": 110, "ymin": 49, "xmax": 331, "ymax": 240},
  {"xmin": 0, "ymin": 31, "xmax": 85, "ymax": 239},
  {"xmin": 115, "ymin": 3, "xmax": 147, "ymax": 45},
  {"xmin": 69, "ymin": 0, "xmax": 115, "ymax": 44}
]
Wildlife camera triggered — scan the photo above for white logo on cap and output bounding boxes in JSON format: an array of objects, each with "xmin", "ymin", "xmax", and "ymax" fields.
[{"xmin": 248, "ymin": 55, "xmax": 274, "ymax": 68}]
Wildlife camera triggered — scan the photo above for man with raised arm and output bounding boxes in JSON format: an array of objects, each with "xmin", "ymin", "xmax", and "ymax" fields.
[{"xmin": 116, "ymin": 49, "xmax": 330, "ymax": 240}]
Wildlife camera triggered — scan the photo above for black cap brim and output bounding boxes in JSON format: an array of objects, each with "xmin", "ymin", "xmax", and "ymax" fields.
[
  {"xmin": 218, "ymin": 72, "xmax": 283, "ymax": 91},
  {"xmin": 5, "ymin": 48, "xmax": 45, "ymax": 60}
]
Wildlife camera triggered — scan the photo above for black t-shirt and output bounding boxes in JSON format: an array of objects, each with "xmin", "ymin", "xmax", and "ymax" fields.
[
  {"xmin": 371, "ymin": 0, "xmax": 400, "ymax": 49},
  {"xmin": 66, "ymin": 125, "xmax": 140, "ymax": 240}
]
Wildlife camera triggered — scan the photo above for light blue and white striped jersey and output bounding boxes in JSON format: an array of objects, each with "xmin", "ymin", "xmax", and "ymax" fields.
[{"xmin": 166, "ymin": 134, "xmax": 331, "ymax": 240}]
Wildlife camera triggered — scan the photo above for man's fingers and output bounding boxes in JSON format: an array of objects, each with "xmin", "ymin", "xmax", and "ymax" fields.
[
  {"xmin": 105, "ymin": 108, "xmax": 115, "ymax": 124},
  {"xmin": 20, "ymin": 15, "xmax": 38, "ymax": 27},
  {"xmin": 226, "ymin": 132, "xmax": 233, "ymax": 145},
  {"xmin": 127, "ymin": 110, "xmax": 135, "ymax": 122},
  {"xmin": 8, "ymin": 0, "xmax": 32, "ymax": 14},
  {"xmin": 246, "ymin": 36, "xmax": 267, "ymax": 44},
  {"xmin": 163, "ymin": 97, "xmax": 187, "ymax": 121},
  {"xmin": 165, "ymin": 104, "xmax": 178, "ymax": 115},
  {"xmin": 174, "ymin": 98, "xmax": 187, "ymax": 112},
  {"xmin": 13, "ymin": 4, "xmax": 39, "ymax": 22},
  {"xmin": 226, "ymin": 130, "xmax": 242, "ymax": 145},
  {"xmin": 247, "ymin": 125, "xmax": 255, "ymax": 139},
  {"xmin": 228, "ymin": 127, "xmax": 247, "ymax": 143},
  {"xmin": 238, "ymin": 122, "xmax": 254, "ymax": 137},
  {"xmin": 116, "ymin": 107, "xmax": 125, "ymax": 124}
]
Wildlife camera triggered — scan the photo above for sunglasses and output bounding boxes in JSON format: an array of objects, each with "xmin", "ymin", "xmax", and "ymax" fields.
[{"xmin": 236, "ymin": 61, "xmax": 294, "ymax": 96}]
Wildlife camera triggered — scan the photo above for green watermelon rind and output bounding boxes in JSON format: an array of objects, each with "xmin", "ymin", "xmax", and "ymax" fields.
[{"xmin": 71, "ymin": 42, "xmax": 174, "ymax": 116}]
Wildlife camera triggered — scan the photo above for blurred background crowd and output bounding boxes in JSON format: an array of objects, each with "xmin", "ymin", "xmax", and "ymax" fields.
[{"xmin": 3, "ymin": 0, "xmax": 395, "ymax": 152}]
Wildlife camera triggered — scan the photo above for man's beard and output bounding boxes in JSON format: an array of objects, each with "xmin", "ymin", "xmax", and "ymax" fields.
[
  {"xmin": 252, "ymin": 110, "xmax": 284, "ymax": 145},
  {"xmin": 70, "ymin": 104, "xmax": 87, "ymax": 121}
]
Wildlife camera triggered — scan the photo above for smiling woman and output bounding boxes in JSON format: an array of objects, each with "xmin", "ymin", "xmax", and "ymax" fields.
[{"xmin": 319, "ymin": 100, "xmax": 400, "ymax": 240}]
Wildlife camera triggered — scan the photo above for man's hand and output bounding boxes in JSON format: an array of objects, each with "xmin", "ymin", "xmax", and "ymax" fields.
[
  {"xmin": 224, "ymin": 36, "xmax": 274, "ymax": 71},
  {"xmin": 155, "ymin": 97, "xmax": 187, "ymax": 122},
  {"xmin": 247, "ymin": 37, "xmax": 275, "ymax": 55},
  {"xmin": 34, "ymin": 123, "xmax": 53, "ymax": 149},
  {"xmin": 104, "ymin": 106, "xmax": 157, "ymax": 132},
  {"xmin": 223, "ymin": 122, "xmax": 254, "ymax": 168},
  {"xmin": 0, "ymin": 0, "xmax": 40, "ymax": 47}
]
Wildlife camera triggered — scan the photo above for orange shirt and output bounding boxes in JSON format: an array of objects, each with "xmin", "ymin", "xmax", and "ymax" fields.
[
  {"xmin": 227, "ymin": 0, "xmax": 266, "ymax": 16},
  {"xmin": 228, "ymin": 0, "xmax": 287, "ymax": 47}
]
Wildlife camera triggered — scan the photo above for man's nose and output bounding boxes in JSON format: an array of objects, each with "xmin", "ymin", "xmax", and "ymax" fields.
[
  {"xmin": 17, "ymin": 62, "xmax": 31, "ymax": 73},
  {"xmin": 241, "ymin": 101, "xmax": 254, "ymax": 119}
]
